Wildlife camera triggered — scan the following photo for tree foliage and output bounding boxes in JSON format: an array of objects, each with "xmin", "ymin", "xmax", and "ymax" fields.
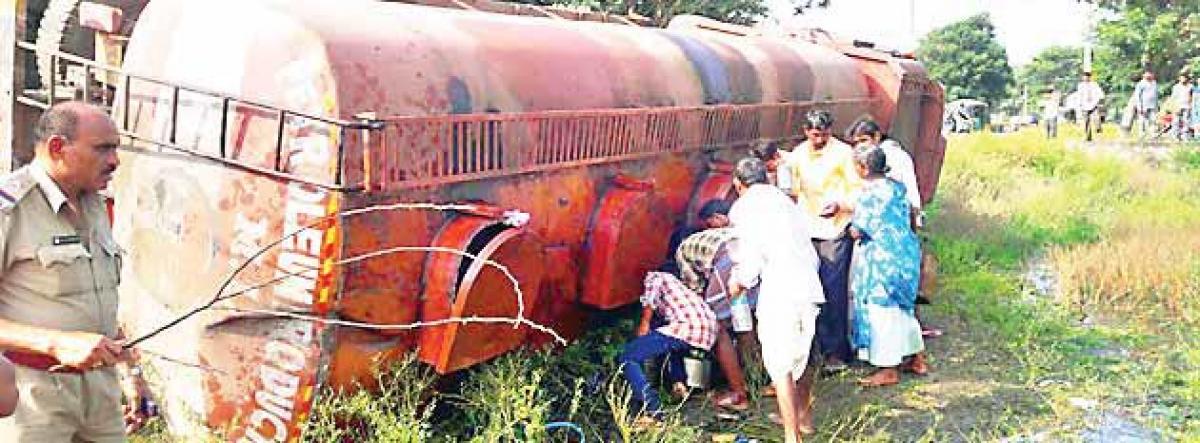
[
  {"xmin": 1092, "ymin": 2, "xmax": 1200, "ymax": 100},
  {"xmin": 1080, "ymin": 0, "xmax": 1187, "ymax": 13},
  {"xmin": 916, "ymin": 13, "xmax": 1013, "ymax": 105},
  {"xmin": 518, "ymin": 0, "xmax": 769, "ymax": 25},
  {"xmin": 1019, "ymin": 46, "xmax": 1084, "ymax": 95}
]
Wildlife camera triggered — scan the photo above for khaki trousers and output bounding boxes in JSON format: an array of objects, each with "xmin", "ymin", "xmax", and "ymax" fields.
[{"xmin": 0, "ymin": 365, "xmax": 125, "ymax": 442}]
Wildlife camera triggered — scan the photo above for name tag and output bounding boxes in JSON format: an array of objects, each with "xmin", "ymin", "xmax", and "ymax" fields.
[{"xmin": 51, "ymin": 235, "xmax": 81, "ymax": 246}]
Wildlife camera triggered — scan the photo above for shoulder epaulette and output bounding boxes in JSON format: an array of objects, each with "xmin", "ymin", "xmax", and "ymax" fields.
[{"xmin": 0, "ymin": 167, "xmax": 38, "ymax": 212}]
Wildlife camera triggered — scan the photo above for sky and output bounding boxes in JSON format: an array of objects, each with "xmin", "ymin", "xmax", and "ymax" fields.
[{"xmin": 761, "ymin": 0, "xmax": 1102, "ymax": 67}]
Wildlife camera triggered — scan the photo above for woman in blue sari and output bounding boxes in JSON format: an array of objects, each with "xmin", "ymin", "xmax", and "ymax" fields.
[
  {"xmin": 848, "ymin": 144, "xmax": 928, "ymax": 387},
  {"xmin": 1190, "ymin": 77, "xmax": 1200, "ymax": 139}
]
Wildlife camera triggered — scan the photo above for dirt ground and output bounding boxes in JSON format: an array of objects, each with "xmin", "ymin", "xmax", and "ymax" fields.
[{"xmin": 669, "ymin": 308, "xmax": 1053, "ymax": 442}]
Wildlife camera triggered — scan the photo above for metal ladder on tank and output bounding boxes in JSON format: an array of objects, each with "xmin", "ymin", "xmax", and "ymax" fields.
[{"xmin": 13, "ymin": 41, "xmax": 374, "ymax": 192}]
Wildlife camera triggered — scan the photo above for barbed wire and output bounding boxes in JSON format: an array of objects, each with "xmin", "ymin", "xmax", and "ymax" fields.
[
  {"xmin": 336, "ymin": 245, "xmax": 529, "ymax": 324},
  {"xmin": 138, "ymin": 348, "xmax": 230, "ymax": 375},
  {"xmin": 211, "ymin": 306, "xmax": 566, "ymax": 345},
  {"xmin": 126, "ymin": 201, "xmax": 566, "ymax": 360},
  {"xmin": 126, "ymin": 203, "xmax": 499, "ymax": 348}
]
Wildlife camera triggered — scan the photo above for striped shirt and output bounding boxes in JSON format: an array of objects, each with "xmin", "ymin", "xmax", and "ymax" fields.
[{"xmin": 675, "ymin": 227, "xmax": 736, "ymax": 294}]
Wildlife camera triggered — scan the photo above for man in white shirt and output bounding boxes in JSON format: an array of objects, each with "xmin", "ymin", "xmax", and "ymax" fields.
[
  {"xmin": 780, "ymin": 110, "xmax": 862, "ymax": 372},
  {"xmin": 1132, "ymin": 71, "xmax": 1158, "ymax": 138},
  {"xmin": 1043, "ymin": 87, "xmax": 1062, "ymax": 139},
  {"xmin": 1076, "ymin": 71, "xmax": 1106, "ymax": 142},
  {"xmin": 1169, "ymin": 73, "xmax": 1192, "ymax": 140},
  {"xmin": 850, "ymin": 121, "xmax": 921, "ymax": 227},
  {"xmin": 726, "ymin": 157, "xmax": 824, "ymax": 442}
]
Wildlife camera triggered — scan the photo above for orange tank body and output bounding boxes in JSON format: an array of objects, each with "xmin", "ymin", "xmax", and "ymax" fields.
[{"xmin": 105, "ymin": 0, "xmax": 946, "ymax": 440}]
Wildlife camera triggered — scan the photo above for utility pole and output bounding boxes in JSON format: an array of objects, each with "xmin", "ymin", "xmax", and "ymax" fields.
[
  {"xmin": 1083, "ymin": 2, "xmax": 1099, "ymax": 73},
  {"xmin": 909, "ymin": 0, "xmax": 915, "ymax": 40}
]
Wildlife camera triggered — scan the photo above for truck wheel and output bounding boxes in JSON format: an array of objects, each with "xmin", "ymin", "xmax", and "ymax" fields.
[{"xmin": 34, "ymin": 0, "xmax": 83, "ymax": 96}]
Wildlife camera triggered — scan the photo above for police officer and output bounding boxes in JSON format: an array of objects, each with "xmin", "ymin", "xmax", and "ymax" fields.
[{"xmin": 0, "ymin": 102, "xmax": 148, "ymax": 441}]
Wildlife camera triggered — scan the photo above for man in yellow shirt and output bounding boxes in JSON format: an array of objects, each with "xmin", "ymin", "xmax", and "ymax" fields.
[
  {"xmin": 779, "ymin": 110, "xmax": 862, "ymax": 372},
  {"xmin": 0, "ymin": 102, "xmax": 148, "ymax": 441}
]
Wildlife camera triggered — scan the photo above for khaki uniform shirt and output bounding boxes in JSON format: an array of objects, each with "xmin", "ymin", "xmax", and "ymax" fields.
[
  {"xmin": 0, "ymin": 162, "xmax": 125, "ymax": 442},
  {"xmin": 0, "ymin": 163, "xmax": 121, "ymax": 336}
]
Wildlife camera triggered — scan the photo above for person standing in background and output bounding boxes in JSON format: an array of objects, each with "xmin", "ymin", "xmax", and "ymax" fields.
[
  {"xmin": 1043, "ymin": 87, "xmax": 1062, "ymax": 139},
  {"xmin": 1190, "ymin": 76, "xmax": 1200, "ymax": 138},
  {"xmin": 781, "ymin": 110, "xmax": 862, "ymax": 374},
  {"xmin": 1076, "ymin": 71, "xmax": 1106, "ymax": 142},
  {"xmin": 1169, "ymin": 73, "xmax": 1192, "ymax": 140},
  {"xmin": 1132, "ymin": 70, "xmax": 1159, "ymax": 139}
]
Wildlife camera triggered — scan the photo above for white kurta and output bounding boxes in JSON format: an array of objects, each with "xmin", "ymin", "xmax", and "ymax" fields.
[
  {"xmin": 880, "ymin": 140, "xmax": 921, "ymax": 211},
  {"xmin": 728, "ymin": 184, "xmax": 825, "ymax": 382}
]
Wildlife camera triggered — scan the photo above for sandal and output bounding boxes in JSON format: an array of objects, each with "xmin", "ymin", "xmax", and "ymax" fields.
[
  {"xmin": 713, "ymin": 390, "xmax": 750, "ymax": 412},
  {"xmin": 902, "ymin": 354, "xmax": 930, "ymax": 376},
  {"xmin": 760, "ymin": 384, "xmax": 776, "ymax": 398}
]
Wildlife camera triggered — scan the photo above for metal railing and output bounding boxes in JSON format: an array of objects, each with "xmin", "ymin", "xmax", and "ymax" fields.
[
  {"xmin": 362, "ymin": 98, "xmax": 872, "ymax": 191},
  {"xmin": 14, "ymin": 41, "xmax": 371, "ymax": 192}
]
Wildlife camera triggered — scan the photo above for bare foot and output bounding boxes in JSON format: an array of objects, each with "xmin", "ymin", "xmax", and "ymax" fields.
[
  {"xmin": 631, "ymin": 415, "xmax": 662, "ymax": 432},
  {"xmin": 797, "ymin": 412, "xmax": 815, "ymax": 435},
  {"xmin": 857, "ymin": 368, "xmax": 900, "ymax": 387},
  {"xmin": 713, "ymin": 390, "xmax": 750, "ymax": 412},
  {"xmin": 671, "ymin": 382, "xmax": 693, "ymax": 401}
]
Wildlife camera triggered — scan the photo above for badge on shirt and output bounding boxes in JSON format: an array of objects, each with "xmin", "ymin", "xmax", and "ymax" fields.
[{"xmin": 51, "ymin": 234, "xmax": 81, "ymax": 246}]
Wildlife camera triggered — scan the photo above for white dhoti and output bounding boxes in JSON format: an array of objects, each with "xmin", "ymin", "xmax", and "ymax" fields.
[{"xmin": 756, "ymin": 300, "xmax": 820, "ymax": 382}]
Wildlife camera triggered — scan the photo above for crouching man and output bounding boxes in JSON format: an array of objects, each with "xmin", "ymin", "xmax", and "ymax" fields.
[{"xmin": 619, "ymin": 272, "xmax": 717, "ymax": 428}]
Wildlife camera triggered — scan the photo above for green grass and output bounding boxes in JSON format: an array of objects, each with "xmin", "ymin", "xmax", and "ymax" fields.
[{"xmin": 920, "ymin": 125, "xmax": 1200, "ymax": 440}]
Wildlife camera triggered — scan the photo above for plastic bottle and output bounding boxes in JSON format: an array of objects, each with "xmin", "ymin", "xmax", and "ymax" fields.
[{"xmin": 730, "ymin": 295, "xmax": 753, "ymax": 332}]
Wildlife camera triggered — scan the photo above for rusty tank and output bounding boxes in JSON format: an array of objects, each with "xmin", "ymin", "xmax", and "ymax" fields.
[{"xmin": 35, "ymin": 0, "xmax": 953, "ymax": 440}]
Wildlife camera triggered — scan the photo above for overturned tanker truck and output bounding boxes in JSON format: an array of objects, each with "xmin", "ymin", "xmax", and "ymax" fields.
[{"xmin": 12, "ymin": 0, "xmax": 946, "ymax": 440}]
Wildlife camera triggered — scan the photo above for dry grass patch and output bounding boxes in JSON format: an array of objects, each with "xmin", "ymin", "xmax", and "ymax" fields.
[{"xmin": 1051, "ymin": 226, "xmax": 1200, "ymax": 326}]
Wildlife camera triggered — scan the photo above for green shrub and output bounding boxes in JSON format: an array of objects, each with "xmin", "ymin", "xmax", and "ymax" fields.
[{"xmin": 302, "ymin": 354, "xmax": 437, "ymax": 443}]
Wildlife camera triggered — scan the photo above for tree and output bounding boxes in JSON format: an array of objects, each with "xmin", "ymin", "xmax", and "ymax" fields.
[
  {"xmin": 1092, "ymin": 5, "xmax": 1200, "ymax": 101},
  {"xmin": 517, "ymin": 0, "xmax": 770, "ymax": 25},
  {"xmin": 1080, "ymin": 0, "xmax": 1192, "ymax": 14},
  {"xmin": 1019, "ymin": 46, "xmax": 1084, "ymax": 95},
  {"xmin": 793, "ymin": 0, "xmax": 830, "ymax": 14},
  {"xmin": 916, "ymin": 13, "xmax": 1014, "ymax": 106}
]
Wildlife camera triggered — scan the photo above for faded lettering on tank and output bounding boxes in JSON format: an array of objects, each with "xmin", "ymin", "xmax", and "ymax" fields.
[{"xmin": 238, "ymin": 49, "xmax": 336, "ymax": 442}]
